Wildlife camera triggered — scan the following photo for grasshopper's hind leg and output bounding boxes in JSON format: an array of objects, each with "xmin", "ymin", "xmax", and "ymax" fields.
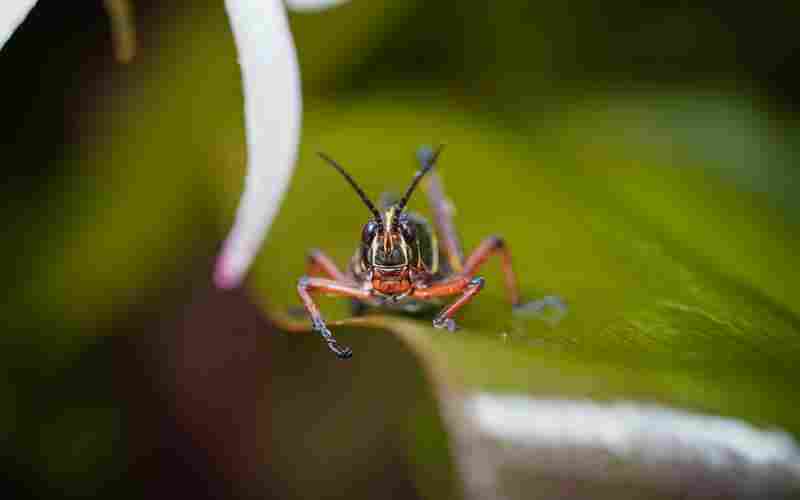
[
  {"xmin": 418, "ymin": 147, "xmax": 465, "ymax": 273},
  {"xmin": 462, "ymin": 236, "xmax": 521, "ymax": 306},
  {"xmin": 463, "ymin": 236, "xmax": 568, "ymax": 319}
]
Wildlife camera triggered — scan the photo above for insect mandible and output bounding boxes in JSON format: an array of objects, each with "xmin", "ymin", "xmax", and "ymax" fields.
[{"xmin": 297, "ymin": 146, "xmax": 540, "ymax": 359}]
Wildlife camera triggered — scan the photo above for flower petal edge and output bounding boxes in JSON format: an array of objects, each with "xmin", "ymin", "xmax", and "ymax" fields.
[
  {"xmin": 284, "ymin": 0, "xmax": 349, "ymax": 13},
  {"xmin": 215, "ymin": 0, "xmax": 302, "ymax": 289},
  {"xmin": 0, "ymin": 0, "xmax": 39, "ymax": 49}
]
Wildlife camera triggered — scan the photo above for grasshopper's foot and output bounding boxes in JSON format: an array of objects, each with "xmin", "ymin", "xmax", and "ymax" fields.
[
  {"xmin": 432, "ymin": 317, "xmax": 458, "ymax": 332},
  {"xmin": 513, "ymin": 295, "xmax": 568, "ymax": 324},
  {"xmin": 312, "ymin": 320, "xmax": 353, "ymax": 359},
  {"xmin": 328, "ymin": 340, "xmax": 353, "ymax": 359}
]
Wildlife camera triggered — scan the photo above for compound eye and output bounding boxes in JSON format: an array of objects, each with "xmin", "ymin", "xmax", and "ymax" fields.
[
  {"xmin": 362, "ymin": 220, "xmax": 379, "ymax": 244},
  {"xmin": 400, "ymin": 221, "xmax": 416, "ymax": 242}
]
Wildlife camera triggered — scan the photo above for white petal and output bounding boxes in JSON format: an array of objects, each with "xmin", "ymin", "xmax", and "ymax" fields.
[
  {"xmin": 284, "ymin": 0, "xmax": 348, "ymax": 12},
  {"xmin": 215, "ymin": 0, "xmax": 301, "ymax": 289},
  {"xmin": 0, "ymin": 0, "xmax": 38, "ymax": 49}
]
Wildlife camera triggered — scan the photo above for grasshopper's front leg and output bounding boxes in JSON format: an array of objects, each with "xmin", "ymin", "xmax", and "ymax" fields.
[
  {"xmin": 297, "ymin": 277, "xmax": 372, "ymax": 359},
  {"xmin": 412, "ymin": 276, "xmax": 483, "ymax": 331}
]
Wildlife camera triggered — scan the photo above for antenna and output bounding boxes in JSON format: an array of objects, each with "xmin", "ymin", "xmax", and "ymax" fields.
[
  {"xmin": 318, "ymin": 152, "xmax": 382, "ymax": 220},
  {"xmin": 397, "ymin": 144, "xmax": 445, "ymax": 212}
]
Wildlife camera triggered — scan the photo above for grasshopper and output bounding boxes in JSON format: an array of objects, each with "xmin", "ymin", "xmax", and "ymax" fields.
[{"xmin": 298, "ymin": 146, "xmax": 548, "ymax": 359}]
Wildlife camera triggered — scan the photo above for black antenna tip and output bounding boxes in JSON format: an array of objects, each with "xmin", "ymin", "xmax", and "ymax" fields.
[
  {"xmin": 398, "ymin": 144, "xmax": 445, "ymax": 211},
  {"xmin": 418, "ymin": 144, "xmax": 445, "ymax": 164},
  {"xmin": 416, "ymin": 145, "xmax": 443, "ymax": 166},
  {"xmin": 416, "ymin": 146, "xmax": 433, "ymax": 164}
]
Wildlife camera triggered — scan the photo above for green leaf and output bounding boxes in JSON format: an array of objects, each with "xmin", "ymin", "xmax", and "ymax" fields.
[{"xmin": 250, "ymin": 97, "xmax": 800, "ymax": 439}]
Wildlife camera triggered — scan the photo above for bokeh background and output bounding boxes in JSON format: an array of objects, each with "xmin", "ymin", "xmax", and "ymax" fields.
[{"xmin": 2, "ymin": 1, "xmax": 799, "ymax": 499}]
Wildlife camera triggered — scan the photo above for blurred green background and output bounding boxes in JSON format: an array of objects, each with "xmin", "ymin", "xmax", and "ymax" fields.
[{"xmin": 2, "ymin": 1, "xmax": 799, "ymax": 498}]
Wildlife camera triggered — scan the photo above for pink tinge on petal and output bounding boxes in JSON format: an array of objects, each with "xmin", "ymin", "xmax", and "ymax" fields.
[{"xmin": 213, "ymin": 246, "xmax": 239, "ymax": 290}]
